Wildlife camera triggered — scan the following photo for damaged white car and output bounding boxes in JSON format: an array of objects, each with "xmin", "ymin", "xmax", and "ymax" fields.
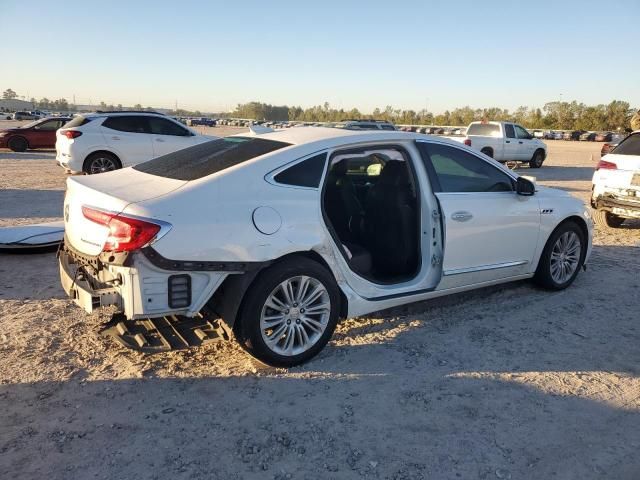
[{"xmin": 59, "ymin": 127, "xmax": 592, "ymax": 367}]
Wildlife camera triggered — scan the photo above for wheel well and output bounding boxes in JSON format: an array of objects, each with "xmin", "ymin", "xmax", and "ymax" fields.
[
  {"xmin": 480, "ymin": 146, "xmax": 493, "ymax": 156},
  {"xmin": 205, "ymin": 251, "xmax": 348, "ymax": 331},
  {"xmin": 8, "ymin": 135, "xmax": 28, "ymax": 146},
  {"xmin": 83, "ymin": 150, "xmax": 122, "ymax": 171},
  {"xmin": 534, "ymin": 148, "xmax": 546, "ymax": 159}
]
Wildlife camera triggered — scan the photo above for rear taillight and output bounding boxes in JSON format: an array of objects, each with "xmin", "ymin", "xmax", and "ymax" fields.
[
  {"xmin": 596, "ymin": 159, "xmax": 617, "ymax": 170},
  {"xmin": 82, "ymin": 206, "xmax": 163, "ymax": 252},
  {"xmin": 63, "ymin": 130, "xmax": 82, "ymax": 139},
  {"xmin": 463, "ymin": 139, "xmax": 472, "ymax": 146}
]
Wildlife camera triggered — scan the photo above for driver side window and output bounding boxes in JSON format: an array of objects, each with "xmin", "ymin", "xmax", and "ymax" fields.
[
  {"xmin": 514, "ymin": 125, "xmax": 530, "ymax": 139},
  {"xmin": 419, "ymin": 143, "xmax": 514, "ymax": 193}
]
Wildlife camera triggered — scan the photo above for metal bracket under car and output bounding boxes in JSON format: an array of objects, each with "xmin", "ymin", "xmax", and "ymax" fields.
[{"xmin": 100, "ymin": 313, "xmax": 231, "ymax": 353}]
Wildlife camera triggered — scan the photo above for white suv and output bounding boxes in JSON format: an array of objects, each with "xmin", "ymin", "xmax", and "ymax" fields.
[
  {"xmin": 591, "ymin": 131, "xmax": 640, "ymax": 227},
  {"xmin": 56, "ymin": 111, "xmax": 216, "ymax": 174}
]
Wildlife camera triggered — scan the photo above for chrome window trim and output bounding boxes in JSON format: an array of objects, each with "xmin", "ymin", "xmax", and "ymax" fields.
[{"xmin": 443, "ymin": 260, "xmax": 528, "ymax": 276}]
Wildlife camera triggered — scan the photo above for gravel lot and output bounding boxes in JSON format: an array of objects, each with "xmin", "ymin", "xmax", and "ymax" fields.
[{"xmin": 1, "ymin": 124, "xmax": 639, "ymax": 480}]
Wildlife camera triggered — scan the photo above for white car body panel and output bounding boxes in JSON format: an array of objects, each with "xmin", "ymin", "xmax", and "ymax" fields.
[{"xmin": 60, "ymin": 127, "xmax": 592, "ymax": 323}]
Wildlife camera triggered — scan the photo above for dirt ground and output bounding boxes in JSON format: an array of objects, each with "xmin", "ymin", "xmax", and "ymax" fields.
[{"xmin": 1, "ymin": 124, "xmax": 639, "ymax": 480}]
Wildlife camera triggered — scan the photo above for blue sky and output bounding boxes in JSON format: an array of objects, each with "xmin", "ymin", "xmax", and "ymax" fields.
[{"xmin": 1, "ymin": 0, "xmax": 638, "ymax": 113}]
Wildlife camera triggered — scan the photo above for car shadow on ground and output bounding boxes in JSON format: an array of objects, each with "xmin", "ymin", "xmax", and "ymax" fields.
[
  {"xmin": 0, "ymin": 189, "xmax": 63, "ymax": 219},
  {"xmin": 0, "ymin": 150, "xmax": 57, "ymax": 161}
]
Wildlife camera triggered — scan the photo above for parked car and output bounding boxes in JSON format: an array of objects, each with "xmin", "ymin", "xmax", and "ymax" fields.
[
  {"xmin": 187, "ymin": 117, "xmax": 216, "ymax": 127},
  {"xmin": 12, "ymin": 111, "xmax": 38, "ymax": 121},
  {"xmin": 563, "ymin": 130, "xmax": 583, "ymax": 141},
  {"xmin": 553, "ymin": 131, "xmax": 564, "ymax": 140},
  {"xmin": 531, "ymin": 130, "xmax": 544, "ymax": 139},
  {"xmin": 458, "ymin": 121, "xmax": 547, "ymax": 167},
  {"xmin": 334, "ymin": 120, "xmax": 396, "ymax": 131},
  {"xmin": 59, "ymin": 127, "xmax": 592, "ymax": 367},
  {"xmin": 595, "ymin": 132, "xmax": 613, "ymax": 142},
  {"xmin": 580, "ymin": 132, "xmax": 597, "ymax": 141},
  {"xmin": 56, "ymin": 111, "xmax": 217, "ymax": 174},
  {"xmin": 0, "ymin": 116, "xmax": 71, "ymax": 151},
  {"xmin": 591, "ymin": 131, "xmax": 640, "ymax": 227}
]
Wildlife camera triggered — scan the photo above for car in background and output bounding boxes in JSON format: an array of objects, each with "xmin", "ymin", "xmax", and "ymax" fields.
[
  {"xmin": 59, "ymin": 126, "xmax": 591, "ymax": 367},
  {"xmin": 600, "ymin": 133, "xmax": 627, "ymax": 156},
  {"xmin": 458, "ymin": 121, "xmax": 547, "ymax": 168},
  {"xmin": 580, "ymin": 132, "xmax": 597, "ymax": 141},
  {"xmin": 591, "ymin": 131, "xmax": 640, "ymax": 227},
  {"xmin": 56, "ymin": 111, "xmax": 217, "ymax": 174},
  {"xmin": 333, "ymin": 120, "xmax": 396, "ymax": 131},
  {"xmin": 12, "ymin": 111, "xmax": 39, "ymax": 121},
  {"xmin": 553, "ymin": 131, "xmax": 564, "ymax": 140},
  {"xmin": 595, "ymin": 132, "xmax": 613, "ymax": 142},
  {"xmin": 531, "ymin": 130, "xmax": 545, "ymax": 139},
  {"xmin": 0, "ymin": 116, "xmax": 71, "ymax": 151},
  {"xmin": 186, "ymin": 117, "xmax": 216, "ymax": 127},
  {"xmin": 563, "ymin": 130, "xmax": 583, "ymax": 141}
]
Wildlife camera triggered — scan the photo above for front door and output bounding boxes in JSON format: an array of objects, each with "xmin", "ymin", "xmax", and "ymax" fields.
[
  {"xmin": 503, "ymin": 123, "xmax": 520, "ymax": 161},
  {"xmin": 417, "ymin": 140, "xmax": 541, "ymax": 285},
  {"xmin": 514, "ymin": 124, "xmax": 536, "ymax": 161}
]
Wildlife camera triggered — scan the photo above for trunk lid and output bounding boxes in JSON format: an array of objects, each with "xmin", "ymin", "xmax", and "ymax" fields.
[{"xmin": 64, "ymin": 168, "xmax": 186, "ymax": 255}]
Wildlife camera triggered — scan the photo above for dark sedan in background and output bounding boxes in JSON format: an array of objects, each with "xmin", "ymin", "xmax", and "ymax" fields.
[{"xmin": 0, "ymin": 117, "xmax": 71, "ymax": 151}]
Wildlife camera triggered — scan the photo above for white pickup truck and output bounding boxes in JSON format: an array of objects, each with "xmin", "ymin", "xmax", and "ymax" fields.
[{"xmin": 453, "ymin": 121, "xmax": 547, "ymax": 168}]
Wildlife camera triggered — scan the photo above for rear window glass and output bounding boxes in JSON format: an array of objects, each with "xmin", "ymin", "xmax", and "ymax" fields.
[
  {"xmin": 134, "ymin": 137, "xmax": 291, "ymax": 180},
  {"xmin": 467, "ymin": 123, "xmax": 501, "ymax": 137},
  {"xmin": 63, "ymin": 116, "xmax": 92, "ymax": 128},
  {"xmin": 612, "ymin": 133, "xmax": 640, "ymax": 156}
]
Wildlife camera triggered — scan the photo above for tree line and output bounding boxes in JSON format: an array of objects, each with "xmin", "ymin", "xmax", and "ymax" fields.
[{"xmin": 233, "ymin": 100, "xmax": 636, "ymax": 131}]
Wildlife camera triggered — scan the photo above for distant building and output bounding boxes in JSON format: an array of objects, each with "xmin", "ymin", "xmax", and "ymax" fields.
[{"xmin": 0, "ymin": 99, "xmax": 34, "ymax": 112}]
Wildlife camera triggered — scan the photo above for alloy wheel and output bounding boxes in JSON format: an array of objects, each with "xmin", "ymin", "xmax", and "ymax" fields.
[
  {"xmin": 259, "ymin": 275, "xmax": 331, "ymax": 356},
  {"xmin": 550, "ymin": 231, "xmax": 581, "ymax": 284},
  {"xmin": 90, "ymin": 157, "xmax": 117, "ymax": 174}
]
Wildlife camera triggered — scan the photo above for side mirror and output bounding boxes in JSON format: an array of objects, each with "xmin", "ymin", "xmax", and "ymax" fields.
[{"xmin": 516, "ymin": 177, "xmax": 536, "ymax": 196}]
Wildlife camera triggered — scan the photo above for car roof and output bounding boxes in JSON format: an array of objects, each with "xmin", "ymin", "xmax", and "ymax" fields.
[
  {"xmin": 86, "ymin": 110, "xmax": 166, "ymax": 117},
  {"xmin": 238, "ymin": 126, "xmax": 464, "ymax": 148}
]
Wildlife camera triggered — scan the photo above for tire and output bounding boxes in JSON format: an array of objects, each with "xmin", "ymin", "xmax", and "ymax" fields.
[
  {"xmin": 529, "ymin": 149, "xmax": 545, "ymax": 168},
  {"xmin": 235, "ymin": 257, "xmax": 341, "ymax": 367},
  {"xmin": 480, "ymin": 147, "xmax": 493, "ymax": 158},
  {"xmin": 592, "ymin": 209, "xmax": 625, "ymax": 228},
  {"xmin": 83, "ymin": 152, "xmax": 121, "ymax": 174},
  {"xmin": 7, "ymin": 136, "xmax": 28, "ymax": 152},
  {"xmin": 534, "ymin": 221, "xmax": 585, "ymax": 290}
]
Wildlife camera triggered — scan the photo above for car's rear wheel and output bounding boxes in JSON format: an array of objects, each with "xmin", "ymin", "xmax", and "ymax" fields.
[
  {"xmin": 83, "ymin": 152, "xmax": 121, "ymax": 174},
  {"xmin": 534, "ymin": 221, "xmax": 585, "ymax": 290},
  {"xmin": 235, "ymin": 257, "xmax": 341, "ymax": 367},
  {"xmin": 480, "ymin": 147, "xmax": 493, "ymax": 158},
  {"xmin": 592, "ymin": 209, "xmax": 625, "ymax": 228},
  {"xmin": 8, "ymin": 136, "xmax": 28, "ymax": 152},
  {"xmin": 530, "ymin": 149, "xmax": 545, "ymax": 168}
]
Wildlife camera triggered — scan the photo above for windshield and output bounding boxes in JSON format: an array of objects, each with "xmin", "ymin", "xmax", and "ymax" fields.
[
  {"xmin": 20, "ymin": 120, "xmax": 42, "ymax": 129},
  {"xmin": 133, "ymin": 137, "xmax": 291, "ymax": 180},
  {"xmin": 466, "ymin": 123, "xmax": 501, "ymax": 137}
]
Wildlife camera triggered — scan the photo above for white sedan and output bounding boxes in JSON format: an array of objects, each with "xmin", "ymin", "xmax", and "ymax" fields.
[
  {"xmin": 59, "ymin": 127, "xmax": 593, "ymax": 367},
  {"xmin": 56, "ymin": 111, "xmax": 216, "ymax": 174}
]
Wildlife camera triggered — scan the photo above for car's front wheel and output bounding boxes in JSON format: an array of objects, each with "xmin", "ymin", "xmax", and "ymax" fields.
[
  {"xmin": 592, "ymin": 209, "xmax": 625, "ymax": 228},
  {"xmin": 235, "ymin": 257, "xmax": 341, "ymax": 367},
  {"xmin": 534, "ymin": 221, "xmax": 585, "ymax": 290}
]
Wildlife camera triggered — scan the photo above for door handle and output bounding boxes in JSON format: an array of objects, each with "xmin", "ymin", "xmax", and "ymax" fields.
[
  {"xmin": 505, "ymin": 140, "xmax": 510, "ymax": 143},
  {"xmin": 518, "ymin": 141, "xmax": 523, "ymax": 144},
  {"xmin": 111, "ymin": 136, "xmax": 120, "ymax": 140},
  {"xmin": 155, "ymin": 138, "xmax": 165, "ymax": 142},
  {"xmin": 451, "ymin": 211, "xmax": 473, "ymax": 222}
]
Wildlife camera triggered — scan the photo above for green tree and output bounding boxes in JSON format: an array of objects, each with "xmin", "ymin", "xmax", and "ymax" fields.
[{"xmin": 2, "ymin": 88, "xmax": 18, "ymax": 99}]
